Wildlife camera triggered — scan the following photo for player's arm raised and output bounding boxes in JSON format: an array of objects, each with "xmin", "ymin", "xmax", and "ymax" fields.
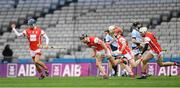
[
  {"xmin": 41, "ymin": 30, "xmax": 49, "ymax": 49},
  {"xmin": 11, "ymin": 24, "xmax": 25, "ymax": 37}
]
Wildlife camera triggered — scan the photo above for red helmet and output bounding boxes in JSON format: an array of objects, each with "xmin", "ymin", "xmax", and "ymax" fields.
[{"xmin": 114, "ymin": 27, "xmax": 123, "ymax": 35}]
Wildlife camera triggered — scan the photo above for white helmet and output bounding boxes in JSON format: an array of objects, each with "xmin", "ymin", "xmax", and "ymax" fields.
[
  {"xmin": 108, "ymin": 25, "xmax": 116, "ymax": 31},
  {"xmin": 139, "ymin": 27, "xmax": 147, "ymax": 33}
]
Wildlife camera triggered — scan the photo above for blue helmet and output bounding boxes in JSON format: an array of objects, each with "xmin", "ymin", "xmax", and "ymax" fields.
[{"xmin": 27, "ymin": 18, "xmax": 36, "ymax": 26}]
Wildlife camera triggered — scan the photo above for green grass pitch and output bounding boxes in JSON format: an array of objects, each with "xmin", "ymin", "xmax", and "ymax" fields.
[{"xmin": 0, "ymin": 76, "xmax": 180, "ymax": 88}]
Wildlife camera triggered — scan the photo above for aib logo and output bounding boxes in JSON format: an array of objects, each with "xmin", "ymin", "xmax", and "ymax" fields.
[
  {"xmin": 51, "ymin": 64, "xmax": 62, "ymax": 77},
  {"xmin": 147, "ymin": 63, "xmax": 157, "ymax": 76},
  {"xmin": 7, "ymin": 64, "xmax": 17, "ymax": 77}
]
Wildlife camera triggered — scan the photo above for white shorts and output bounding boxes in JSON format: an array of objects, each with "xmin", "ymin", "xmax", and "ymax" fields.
[
  {"xmin": 124, "ymin": 52, "xmax": 134, "ymax": 60},
  {"xmin": 149, "ymin": 50, "xmax": 163, "ymax": 60},
  {"xmin": 30, "ymin": 49, "xmax": 41, "ymax": 57},
  {"xmin": 96, "ymin": 49, "xmax": 111, "ymax": 57}
]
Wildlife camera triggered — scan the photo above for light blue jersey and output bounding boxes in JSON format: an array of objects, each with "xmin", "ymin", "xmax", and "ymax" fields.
[
  {"xmin": 104, "ymin": 34, "xmax": 117, "ymax": 47},
  {"xmin": 104, "ymin": 34, "xmax": 119, "ymax": 56},
  {"xmin": 131, "ymin": 29, "xmax": 142, "ymax": 55},
  {"xmin": 131, "ymin": 29, "xmax": 142, "ymax": 48}
]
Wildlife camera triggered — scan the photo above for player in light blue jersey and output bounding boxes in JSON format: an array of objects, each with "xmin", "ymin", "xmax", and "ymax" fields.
[
  {"xmin": 131, "ymin": 22, "xmax": 143, "ymax": 65},
  {"xmin": 104, "ymin": 30, "xmax": 118, "ymax": 53},
  {"xmin": 104, "ymin": 29, "xmax": 118, "ymax": 76},
  {"xmin": 131, "ymin": 22, "xmax": 142, "ymax": 56}
]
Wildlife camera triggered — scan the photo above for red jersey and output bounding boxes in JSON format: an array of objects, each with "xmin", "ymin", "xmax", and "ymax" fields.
[
  {"xmin": 117, "ymin": 36, "xmax": 131, "ymax": 54},
  {"xmin": 144, "ymin": 32, "xmax": 162, "ymax": 54},
  {"xmin": 23, "ymin": 26, "xmax": 45, "ymax": 51},
  {"xmin": 86, "ymin": 36, "xmax": 110, "ymax": 51}
]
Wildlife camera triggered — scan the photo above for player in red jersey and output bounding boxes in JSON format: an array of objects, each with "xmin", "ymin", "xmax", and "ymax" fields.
[
  {"xmin": 11, "ymin": 18, "xmax": 49, "ymax": 80},
  {"xmin": 113, "ymin": 26, "xmax": 142, "ymax": 68},
  {"xmin": 79, "ymin": 34, "xmax": 134, "ymax": 79},
  {"xmin": 137, "ymin": 27, "xmax": 180, "ymax": 79}
]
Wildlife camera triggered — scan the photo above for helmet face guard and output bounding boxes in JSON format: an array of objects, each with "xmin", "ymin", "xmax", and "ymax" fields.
[
  {"xmin": 108, "ymin": 25, "xmax": 116, "ymax": 34},
  {"xmin": 139, "ymin": 27, "xmax": 147, "ymax": 37},
  {"xmin": 28, "ymin": 18, "xmax": 36, "ymax": 27},
  {"xmin": 79, "ymin": 34, "xmax": 88, "ymax": 40},
  {"xmin": 139, "ymin": 27, "xmax": 147, "ymax": 33}
]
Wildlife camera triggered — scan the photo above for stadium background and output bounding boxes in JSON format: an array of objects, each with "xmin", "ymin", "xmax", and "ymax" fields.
[
  {"xmin": 0, "ymin": 0, "xmax": 180, "ymax": 87},
  {"xmin": 0, "ymin": 0, "xmax": 180, "ymax": 77}
]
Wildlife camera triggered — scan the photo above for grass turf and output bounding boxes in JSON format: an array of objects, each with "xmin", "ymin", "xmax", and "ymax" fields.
[{"xmin": 0, "ymin": 76, "xmax": 180, "ymax": 87}]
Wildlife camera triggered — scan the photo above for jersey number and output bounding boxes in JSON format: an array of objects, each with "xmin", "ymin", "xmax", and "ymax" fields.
[{"xmin": 30, "ymin": 34, "xmax": 37, "ymax": 41}]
